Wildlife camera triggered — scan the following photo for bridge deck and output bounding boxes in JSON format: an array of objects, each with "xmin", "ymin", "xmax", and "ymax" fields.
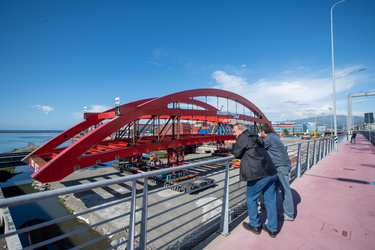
[{"xmin": 200, "ymin": 134, "xmax": 375, "ymax": 249}]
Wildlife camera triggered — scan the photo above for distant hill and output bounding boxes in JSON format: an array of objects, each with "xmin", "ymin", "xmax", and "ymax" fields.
[{"xmin": 281, "ymin": 115, "xmax": 364, "ymax": 129}]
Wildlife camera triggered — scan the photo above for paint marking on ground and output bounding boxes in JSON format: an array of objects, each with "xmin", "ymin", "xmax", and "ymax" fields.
[{"xmin": 321, "ymin": 223, "xmax": 351, "ymax": 239}]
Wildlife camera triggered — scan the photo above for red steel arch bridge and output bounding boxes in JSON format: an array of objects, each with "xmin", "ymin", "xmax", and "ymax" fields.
[{"xmin": 23, "ymin": 88, "xmax": 273, "ymax": 183}]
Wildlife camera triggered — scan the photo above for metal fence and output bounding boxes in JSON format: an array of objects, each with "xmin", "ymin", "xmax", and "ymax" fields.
[
  {"xmin": 359, "ymin": 130, "xmax": 374, "ymax": 146},
  {"xmin": 0, "ymin": 136, "xmax": 338, "ymax": 250}
]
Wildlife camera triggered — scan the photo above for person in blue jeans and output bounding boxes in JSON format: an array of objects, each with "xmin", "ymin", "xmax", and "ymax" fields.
[
  {"xmin": 232, "ymin": 123, "xmax": 278, "ymax": 238},
  {"xmin": 259, "ymin": 124, "xmax": 295, "ymax": 221}
]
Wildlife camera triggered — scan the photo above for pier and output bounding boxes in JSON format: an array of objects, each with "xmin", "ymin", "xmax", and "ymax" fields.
[
  {"xmin": 0, "ymin": 152, "xmax": 30, "ymax": 168},
  {"xmin": 0, "ymin": 143, "xmax": 37, "ymax": 168}
]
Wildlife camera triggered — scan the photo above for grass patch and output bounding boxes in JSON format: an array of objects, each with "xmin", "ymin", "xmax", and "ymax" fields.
[
  {"xmin": 0, "ymin": 167, "xmax": 15, "ymax": 173},
  {"xmin": 58, "ymin": 198, "xmax": 75, "ymax": 214}
]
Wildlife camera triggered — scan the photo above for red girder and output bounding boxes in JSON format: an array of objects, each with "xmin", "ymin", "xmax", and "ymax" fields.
[{"xmin": 23, "ymin": 88, "xmax": 272, "ymax": 183}]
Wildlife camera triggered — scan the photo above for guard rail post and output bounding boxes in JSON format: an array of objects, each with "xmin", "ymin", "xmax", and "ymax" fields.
[
  {"xmin": 219, "ymin": 159, "xmax": 231, "ymax": 236},
  {"xmin": 296, "ymin": 143, "xmax": 302, "ymax": 178},
  {"xmin": 313, "ymin": 140, "xmax": 317, "ymax": 165},
  {"xmin": 317, "ymin": 140, "xmax": 322, "ymax": 161},
  {"xmin": 140, "ymin": 176, "xmax": 149, "ymax": 250},
  {"xmin": 306, "ymin": 141, "xmax": 311, "ymax": 170},
  {"xmin": 128, "ymin": 179, "xmax": 137, "ymax": 250}
]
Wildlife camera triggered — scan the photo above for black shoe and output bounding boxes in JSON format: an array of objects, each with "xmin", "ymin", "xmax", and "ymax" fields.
[
  {"xmin": 262, "ymin": 224, "xmax": 277, "ymax": 238},
  {"xmin": 242, "ymin": 222, "xmax": 261, "ymax": 235}
]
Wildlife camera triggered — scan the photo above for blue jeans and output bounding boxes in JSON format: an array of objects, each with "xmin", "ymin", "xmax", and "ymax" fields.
[
  {"xmin": 277, "ymin": 166, "xmax": 295, "ymax": 218},
  {"xmin": 246, "ymin": 175, "xmax": 278, "ymax": 232}
]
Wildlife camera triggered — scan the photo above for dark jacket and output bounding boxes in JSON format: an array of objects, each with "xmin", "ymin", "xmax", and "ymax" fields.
[
  {"xmin": 232, "ymin": 129, "xmax": 277, "ymax": 182},
  {"xmin": 263, "ymin": 133, "xmax": 291, "ymax": 167}
]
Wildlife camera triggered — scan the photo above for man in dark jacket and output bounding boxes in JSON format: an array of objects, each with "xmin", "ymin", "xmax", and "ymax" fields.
[{"xmin": 232, "ymin": 123, "xmax": 278, "ymax": 238}]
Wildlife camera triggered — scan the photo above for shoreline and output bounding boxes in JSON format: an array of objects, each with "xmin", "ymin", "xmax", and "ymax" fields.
[
  {"xmin": 0, "ymin": 143, "xmax": 39, "ymax": 154},
  {"xmin": 12, "ymin": 143, "xmax": 38, "ymax": 153}
]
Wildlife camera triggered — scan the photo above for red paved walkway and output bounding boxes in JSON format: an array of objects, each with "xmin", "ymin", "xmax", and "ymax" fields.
[{"xmin": 201, "ymin": 134, "xmax": 375, "ymax": 249}]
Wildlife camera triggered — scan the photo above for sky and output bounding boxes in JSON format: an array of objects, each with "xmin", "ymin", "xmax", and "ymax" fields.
[{"xmin": 1, "ymin": 0, "xmax": 374, "ymax": 130}]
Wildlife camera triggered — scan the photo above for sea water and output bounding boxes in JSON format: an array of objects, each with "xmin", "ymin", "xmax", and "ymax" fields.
[
  {"xmin": 0, "ymin": 131, "xmax": 68, "ymax": 153},
  {"xmin": 0, "ymin": 131, "xmax": 72, "ymax": 187}
]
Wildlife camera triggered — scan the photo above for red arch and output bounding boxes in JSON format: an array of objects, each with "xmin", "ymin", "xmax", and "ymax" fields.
[{"xmin": 24, "ymin": 88, "xmax": 272, "ymax": 183}]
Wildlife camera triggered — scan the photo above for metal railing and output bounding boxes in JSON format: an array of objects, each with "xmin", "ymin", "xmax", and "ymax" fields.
[
  {"xmin": 287, "ymin": 136, "xmax": 334, "ymax": 180},
  {"xmin": 0, "ymin": 136, "xmax": 338, "ymax": 250}
]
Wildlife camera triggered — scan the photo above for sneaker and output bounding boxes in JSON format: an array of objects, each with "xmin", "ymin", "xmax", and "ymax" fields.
[
  {"xmin": 242, "ymin": 222, "xmax": 261, "ymax": 235},
  {"xmin": 262, "ymin": 224, "xmax": 277, "ymax": 238},
  {"xmin": 277, "ymin": 213, "xmax": 294, "ymax": 221}
]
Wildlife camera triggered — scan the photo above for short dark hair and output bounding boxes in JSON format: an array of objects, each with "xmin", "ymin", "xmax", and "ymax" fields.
[{"xmin": 260, "ymin": 124, "xmax": 273, "ymax": 134}]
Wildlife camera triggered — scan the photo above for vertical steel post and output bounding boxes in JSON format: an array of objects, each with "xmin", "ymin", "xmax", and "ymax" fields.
[
  {"xmin": 313, "ymin": 139, "xmax": 317, "ymax": 165},
  {"xmin": 139, "ymin": 177, "xmax": 149, "ymax": 250},
  {"xmin": 329, "ymin": 137, "xmax": 332, "ymax": 152},
  {"xmin": 317, "ymin": 140, "xmax": 321, "ymax": 161},
  {"xmin": 127, "ymin": 179, "xmax": 137, "ymax": 250},
  {"xmin": 306, "ymin": 141, "xmax": 311, "ymax": 170},
  {"xmin": 220, "ymin": 160, "xmax": 231, "ymax": 236},
  {"xmin": 297, "ymin": 144, "xmax": 302, "ymax": 178}
]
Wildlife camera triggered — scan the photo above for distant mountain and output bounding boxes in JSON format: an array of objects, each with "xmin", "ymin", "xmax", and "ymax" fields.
[{"xmin": 282, "ymin": 115, "xmax": 364, "ymax": 129}]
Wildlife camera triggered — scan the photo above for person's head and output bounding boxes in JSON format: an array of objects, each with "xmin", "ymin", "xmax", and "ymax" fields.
[
  {"xmin": 259, "ymin": 124, "xmax": 273, "ymax": 137},
  {"xmin": 233, "ymin": 123, "xmax": 247, "ymax": 138}
]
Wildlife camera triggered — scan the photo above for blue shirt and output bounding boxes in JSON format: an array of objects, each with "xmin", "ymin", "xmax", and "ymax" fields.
[{"xmin": 263, "ymin": 133, "xmax": 291, "ymax": 167}]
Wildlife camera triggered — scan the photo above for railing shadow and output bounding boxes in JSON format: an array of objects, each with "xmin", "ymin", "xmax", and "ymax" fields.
[{"xmin": 304, "ymin": 173, "xmax": 372, "ymax": 185}]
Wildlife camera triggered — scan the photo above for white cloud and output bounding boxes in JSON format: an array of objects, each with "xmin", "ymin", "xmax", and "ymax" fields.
[
  {"xmin": 211, "ymin": 70, "xmax": 249, "ymax": 92},
  {"xmin": 29, "ymin": 105, "xmax": 54, "ymax": 115},
  {"xmin": 86, "ymin": 105, "xmax": 111, "ymax": 113},
  {"xmin": 211, "ymin": 70, "xmax": 343, "ymax": 122}
]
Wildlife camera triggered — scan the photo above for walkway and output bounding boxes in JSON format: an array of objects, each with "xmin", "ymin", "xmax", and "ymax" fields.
[{"xmin": 199, "ymin": 134, "xmax": 375, "ymax": 249}]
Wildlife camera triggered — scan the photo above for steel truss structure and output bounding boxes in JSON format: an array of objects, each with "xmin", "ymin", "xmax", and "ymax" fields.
[{"xmin": 23, "ymin": 88, "xmax": 272, "ymax": 183}]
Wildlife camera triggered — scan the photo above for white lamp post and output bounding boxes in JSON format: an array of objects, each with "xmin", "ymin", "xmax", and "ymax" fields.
[
  {"xmin": 328, "ymin": 107, "xmax": 333, "ymax": 136},
  {"xmin": 331, "ymin": 0, "xmax": 348, "ymax": 151}
]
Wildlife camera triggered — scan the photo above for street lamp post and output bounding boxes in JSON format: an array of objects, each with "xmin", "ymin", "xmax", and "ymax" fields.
[
  {"xmin": 331, "ymin": 0, "xmax": 348, "ymax": 151},
  {"xmin": 328, "ymin": 107, "xmax": 333, "ymax": 136}
]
